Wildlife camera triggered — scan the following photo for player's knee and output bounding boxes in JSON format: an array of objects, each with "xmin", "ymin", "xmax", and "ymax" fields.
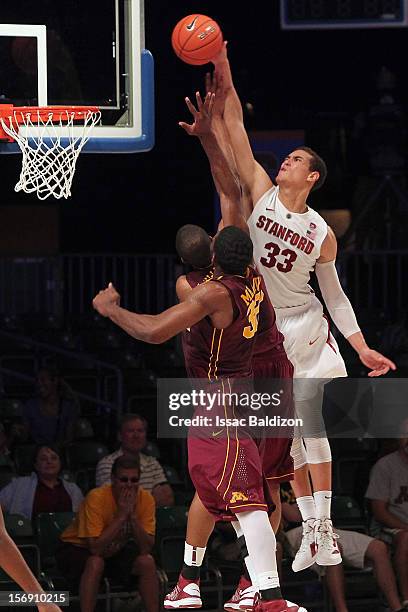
[{"xmin": 303, "ymin": 437, "xmax": 331, "ymax": 464}]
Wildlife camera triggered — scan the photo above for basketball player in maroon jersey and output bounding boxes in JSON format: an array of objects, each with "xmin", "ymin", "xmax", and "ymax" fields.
[
  {"xmin": 93, "ymin": 226, "xmax": 306, "ymax": 612},
  {"xmin": 210, "ymin": 44, "xmax": 396, "ymax": 574},
  {"xmin": 164, "ymin": 89, "xmax": 296, "ymax": 612}
]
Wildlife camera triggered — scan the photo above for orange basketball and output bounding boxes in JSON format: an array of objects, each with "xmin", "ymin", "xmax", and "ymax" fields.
[{"xmin": 171, "ymin": 14, "xmax": 223, "ymax": 66}]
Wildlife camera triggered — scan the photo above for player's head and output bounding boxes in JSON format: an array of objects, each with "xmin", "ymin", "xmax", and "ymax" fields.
[
  {"xmin": 175, "ymin": 224, "xmax": 212, "ymax": 269},
  {"xmin": 276, "ymin": 147, "xmax": 327, "ymax": 192},
  {"xmin": 213, "ymin": 226, "xmax": 253, "ymax": 275}
]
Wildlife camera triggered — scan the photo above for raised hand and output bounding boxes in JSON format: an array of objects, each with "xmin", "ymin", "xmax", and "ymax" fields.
[
  {"xmin": 359, "ymin": 347, "xmax": 397, "ymax": 377},
  {"xmin": 211, "ymin": 40, "xmax": 228, "ymax": 66},
  {"xmin": 92, "ymin": 282, "xmax": 120, "ymax": 317},
  {"xmin": 178, "ymin": 91, "xmax": 215, "ymax": 137}
]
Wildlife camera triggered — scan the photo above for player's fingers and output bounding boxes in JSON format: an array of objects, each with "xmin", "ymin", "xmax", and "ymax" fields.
[
  {"xmin": 381, "ymin": 356, "xmax": 397, "ymax": 370},
  {"xmin": 184, "ymin": 96, "xmax": 198, "ymax": 117},
  {"xmin": 196, "ymin": 91, "xmax": 204, "ymax": 110},
  {"xmin": 368, "ymin": 364, "xmax": 389, "ymax": 377},
  {"xmin": 178, "ymin": 121, "xmax": 193, "ymax": 134},
  {"xmin": 208, "ymin": 93, "xmax": 215, "ymax": 114}
]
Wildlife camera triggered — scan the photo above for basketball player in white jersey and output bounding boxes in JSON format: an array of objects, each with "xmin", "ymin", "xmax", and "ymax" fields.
[{"xmin": 212, "ymin": 44, "xmax": 396, "ymax": 572}]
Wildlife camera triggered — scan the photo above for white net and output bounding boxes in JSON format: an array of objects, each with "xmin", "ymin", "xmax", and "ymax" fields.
[{"xmin": 0, "ymin": 108, "xmax": 101, "ymax": 200}]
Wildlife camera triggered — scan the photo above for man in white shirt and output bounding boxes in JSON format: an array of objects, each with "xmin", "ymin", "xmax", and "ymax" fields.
[
  {"xmin": 96, "ymin": 413, "xmax": 174, "ymax": 507},
  {"xmin": 366, "ymin": 418, "xmax": 408, "ymax": 607}
]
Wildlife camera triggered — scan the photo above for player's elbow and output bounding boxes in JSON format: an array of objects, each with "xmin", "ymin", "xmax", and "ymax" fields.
[{"xmin": 145, "ymin": 326, "xmax": 168, "ymax": 344}]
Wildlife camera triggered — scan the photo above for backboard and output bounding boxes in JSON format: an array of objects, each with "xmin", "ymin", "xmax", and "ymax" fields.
[{"xmin": 0, "ymin": 0, "xmax": 154, "ymax": 153}]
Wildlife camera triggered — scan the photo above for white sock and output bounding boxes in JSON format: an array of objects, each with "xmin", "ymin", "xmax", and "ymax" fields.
[
  {"xmin": 237, "ymin": 511, "xmax": 280, "ymax": 590},
  {"xmin": 314, "ymin": 490, "xmax": 332, "ymax": 520},
  {"xmin": 296, "ymin": 496, "xmax": 316, "ymax": 521},
  {"xmin": 184, "ymin": 542, "xmax": 206, "ymax": 566},
  {"xmin": 244, "ymin": 555, "xmax": 259, "ymax": 590}
]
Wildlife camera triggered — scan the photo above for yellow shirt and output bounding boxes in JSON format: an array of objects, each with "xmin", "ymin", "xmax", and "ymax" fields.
[{"xmin": 61, "ymin": 484, "xmax": 155, "ymax": 547}]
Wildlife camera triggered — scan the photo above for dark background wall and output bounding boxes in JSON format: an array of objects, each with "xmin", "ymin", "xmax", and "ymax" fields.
[{"xmin": 1, "ymin": 1, "xmax": 407, "ymax": 254}]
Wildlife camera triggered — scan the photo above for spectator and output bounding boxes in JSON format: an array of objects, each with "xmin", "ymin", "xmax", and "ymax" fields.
[
  {"xmin": 57, "ymin": 456, "xmax": 158, "ymax": 612},
  {"xmin": 21, "ymin": 366, "xmax": 80, "ymax": 446},
  {"xmin": 96, "ymin": 413, "xmax": 174, "ymax": 507},
  {"xmin": 0, "ymin": 445, "xmax": 83, "ymax": 520},
  {"xmin": 281, "ymin": 484, "xmax": 405, "ymax": 612},
  {"xmin": 366, "ymin": 417, "xmax": 408, "ymax": 608}
]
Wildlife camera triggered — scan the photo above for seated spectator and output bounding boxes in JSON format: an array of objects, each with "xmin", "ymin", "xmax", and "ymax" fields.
[
  {"xmin": 0, "ymin": 445, "xmax": 83, "ymax": 520},
  {"xmin": 366, "ymin": 417, "xmax": 408, "ymax": 608},
  {"xmin": 0, "ymin": 422, "xmax": 15, "ymax": 470},
  {"xmin": 96, "ymin": 413, "xmax": 174, "ymax": 507},
  {"xmin": 21, "ymin": 366, "xmax": 80, "ymax": 446},
  {"xmin": 57, "ymin": 456, "xmax": 158, "ymax": 612},
  {"xmin": 281, "ymin": 484, "xmax": 405, "ymax": 612}
]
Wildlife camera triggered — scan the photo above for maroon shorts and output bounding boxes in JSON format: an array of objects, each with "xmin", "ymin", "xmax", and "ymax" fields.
[
  {"xmin": 188, "ymin": 430, "xmax": 272, "ymax": 521},
  {"xmin": 253, "ymin": 351, "xmax": 294, "ymax": 484}
]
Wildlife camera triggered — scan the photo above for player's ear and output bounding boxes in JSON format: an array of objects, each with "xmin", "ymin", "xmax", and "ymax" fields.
[{"xmin": 307, "ymin": 171, "xmax": 319, "ymax": 186}]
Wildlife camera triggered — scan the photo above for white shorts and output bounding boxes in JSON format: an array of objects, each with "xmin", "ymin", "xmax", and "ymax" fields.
[
  {"xmin": 285, "ymin": 526, "xmax": 373, "ymax": 574},
  {"xmin": 276, "ymin": 296, "xmax": 347, "ymax": 380}
]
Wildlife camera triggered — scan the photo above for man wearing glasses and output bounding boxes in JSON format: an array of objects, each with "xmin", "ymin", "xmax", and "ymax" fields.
[{"xmin": 57, "ymin": 455, "xmax": 158, "ymax": 612}]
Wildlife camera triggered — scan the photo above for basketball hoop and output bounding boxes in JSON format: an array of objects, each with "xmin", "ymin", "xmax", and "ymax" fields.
[{"xmin": 0, "ymin": 105, "xmax": 101, "ymax": 200}]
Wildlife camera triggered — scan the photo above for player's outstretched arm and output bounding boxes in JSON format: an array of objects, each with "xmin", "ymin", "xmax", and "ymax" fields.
[
  {"xmin": 179, "ymin": 90, "xmax": 246, "ymax": 230},
  {"xmin": 205, "ymin": 71, "xmax": 254, "ymax": 222},
  {"xmin": 317, "ymin": 229, "xmax": 396, "ymax": 377},
  {"xmin": 0, "ymin": 506, "xmax": 62, "ymax": 612},
  {"xmin": 212, "ymin": 42, "xmax": 273, "ymax": 210},
  {"xmin": 93, "ymin": 281, "xmax": 228, "ymax": 344}
]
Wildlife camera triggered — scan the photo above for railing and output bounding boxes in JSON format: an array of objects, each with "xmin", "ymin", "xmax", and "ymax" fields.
[
  {"xmin": 0, "ymin": 250, "xmax": 406, "ymax": 317},
  {"xmin": 0, "ymin": 253, "xmax": 181, "ymax": 316},
  {"xmin": 0, "ymin": 330, "xmax": 124, "ymax": 422},
  {"xmin": 337, "ymin": 249, "xmax": 408, "ymax": 314}
]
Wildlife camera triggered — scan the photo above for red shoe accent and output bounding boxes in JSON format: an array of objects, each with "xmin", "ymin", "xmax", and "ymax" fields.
[{"xmin": 164, "ymin": 575, "xmax": 202, "ymax": 609}]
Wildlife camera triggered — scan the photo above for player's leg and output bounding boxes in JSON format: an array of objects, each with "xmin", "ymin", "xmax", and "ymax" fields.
[
  {"xmin": 164, "ymin": 492, "xmax": 214, "ymax": 609},
  {"xmin": 292, "ymin": 378, "xmax": 341, "ymax": 569},
  {"xmin": 290, "ymin": 438, "xmax": 320, "ymax": 572},
  {"xmin": 224, "ymin": 484, "xmax": 282, "ymax": 612},
  {"xmin": 232, "ymin": 511, "xmax": 307, "ymax": 611}
]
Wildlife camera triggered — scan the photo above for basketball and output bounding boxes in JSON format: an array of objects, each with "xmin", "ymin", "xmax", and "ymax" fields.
[{"xmin": 171, "ymin": 15, "xmax": 223, "ymax": 66}]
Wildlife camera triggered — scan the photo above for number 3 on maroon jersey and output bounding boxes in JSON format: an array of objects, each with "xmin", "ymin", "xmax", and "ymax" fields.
[{"xmin": 260, "ymin": 241, "xmax": 297, "ymax": 273}]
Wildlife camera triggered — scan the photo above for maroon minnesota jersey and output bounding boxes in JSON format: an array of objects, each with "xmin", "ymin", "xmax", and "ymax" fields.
[
  {"xmin": 182, "ymin": 267, "xmax": 270, "ymax": 379},
  {"xmin": 182, "ymin": 267, "xmax": 285, "ymax": 377}
]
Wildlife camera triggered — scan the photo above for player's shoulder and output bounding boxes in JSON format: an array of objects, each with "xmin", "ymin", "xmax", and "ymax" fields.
[
  {"xmin": 305, "ymin": 204, "xmax": 328, "ymax": 227},
  {"xmin": 253, "ymin": 185, "xmax": 277, "ymax": 209}
]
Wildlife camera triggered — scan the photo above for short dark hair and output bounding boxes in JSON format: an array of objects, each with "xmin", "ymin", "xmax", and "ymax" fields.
[
  {"xmin": 119, "ymin": 413, "xmax": 147, "ymax": 433},
  {"xmin": 33, "ymin": 444, "xmax": 64, "ymax": 468},
  {"xmin": 175, "ymin": 224, "xmax": 212, "ymax": 269},
  {"xmin": 111, "ymin": 455, "xmax": 140, "ymax": 477},
  {"xmin": 214, "ymin": 226, "xmax": 253, "ymax": 275},
  {"xmin": 297, "ymin": 146, "xmax": 327, "ymax": 192}
]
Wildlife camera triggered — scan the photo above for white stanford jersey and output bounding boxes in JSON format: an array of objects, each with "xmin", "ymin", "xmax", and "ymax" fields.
[{"xmin": 247, "ymin": 186, "xmax": 328, "ymax": 313}]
